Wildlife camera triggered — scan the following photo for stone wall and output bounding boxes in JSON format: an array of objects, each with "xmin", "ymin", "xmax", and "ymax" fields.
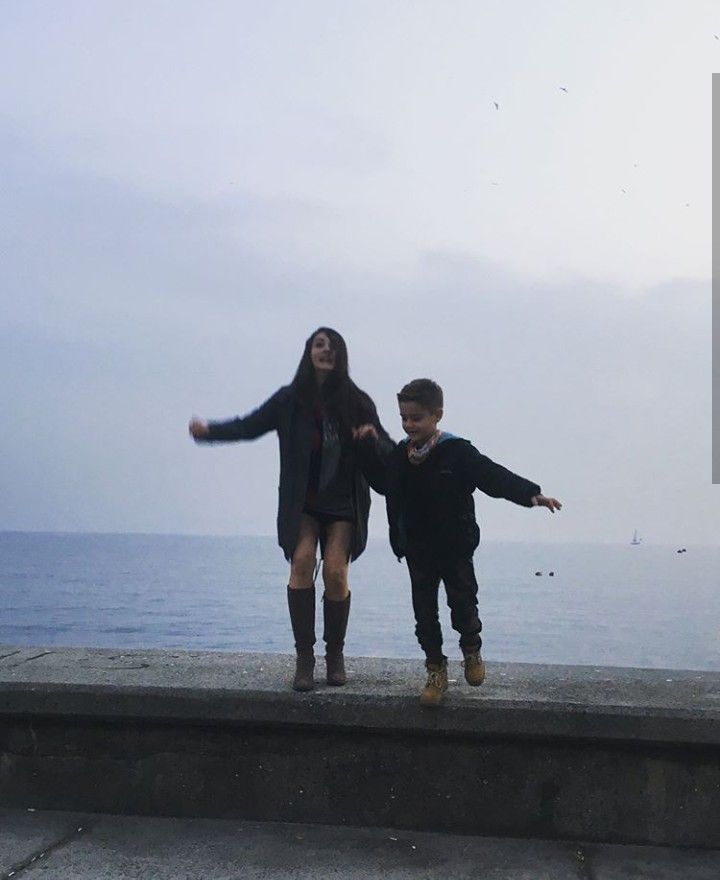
[{"xmin": 1, "ymin": 647, "xmax": 719, "ymax": 847}]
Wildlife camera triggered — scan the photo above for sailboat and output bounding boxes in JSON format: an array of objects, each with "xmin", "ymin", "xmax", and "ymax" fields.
[{"xmin": 631, "ymin": 530, "xmax": 642, "ymax": 545}]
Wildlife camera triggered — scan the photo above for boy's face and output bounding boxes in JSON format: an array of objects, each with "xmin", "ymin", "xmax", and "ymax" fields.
[{"xmin": 399, "ymin": 401, "xmax": 443, "ymax": 446}]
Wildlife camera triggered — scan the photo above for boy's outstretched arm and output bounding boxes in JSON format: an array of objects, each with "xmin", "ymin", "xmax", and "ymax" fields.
[
  {"xmin": 531, "ymin": 494, "xmax": 562, "ymax": 512},
  {"xmin": 465, "ymin": 443, "xmax": 543, "ymax": 507}
]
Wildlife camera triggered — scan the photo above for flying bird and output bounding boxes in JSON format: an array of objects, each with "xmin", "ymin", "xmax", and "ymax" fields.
[
  {"xmin": 621, "ymin": 189, "xmax": 627, "ymax": 194},
  {"xmin": 559, "ymin": 86, "xmax": 568, "ymax": 92},
  {"xmin": 493, "ymin": 101, "xmax": 499, "ymax": 110}
]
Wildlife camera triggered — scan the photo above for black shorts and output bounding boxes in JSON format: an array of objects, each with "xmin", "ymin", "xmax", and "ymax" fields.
[{"xmin": 303, "ymin": 507, "xmax": 354, "ymax": 528}]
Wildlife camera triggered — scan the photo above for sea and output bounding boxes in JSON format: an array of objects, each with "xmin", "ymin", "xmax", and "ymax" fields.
[{"xmin": 1, "ymin": 532, "xmax": 719, "ymax": 671}]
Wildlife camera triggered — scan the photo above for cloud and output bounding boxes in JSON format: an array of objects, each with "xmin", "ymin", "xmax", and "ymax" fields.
[{"xmin": 1, "ymin": 132, "xmax": 713, "ymax": 543}]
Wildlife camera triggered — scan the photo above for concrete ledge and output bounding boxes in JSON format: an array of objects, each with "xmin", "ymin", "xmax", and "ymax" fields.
[
  {"xmin": 1, "ymin": 645, "xmax": 719, "ymax": 743},
  {"xmin": 1, "ymin": 646, "xmax": 720, "ymax": 848}
]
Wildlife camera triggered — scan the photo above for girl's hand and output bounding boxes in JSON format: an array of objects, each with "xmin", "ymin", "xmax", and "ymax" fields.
[
  {"xmin": 352, "ymin": 423, "xmax": 379, "ymax": 441},
  {"xmin": 189, "ymin": 416, "xmax": 210, "ymax": 439},
  {"xmin": 531, "ymin": 494, "xmax": 562, "ymax": 512}
]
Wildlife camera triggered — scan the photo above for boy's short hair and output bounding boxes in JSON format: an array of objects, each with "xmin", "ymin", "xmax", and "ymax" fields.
[{"xmin": 397, "ymin": 378, "xmax": 444, "ymax": 411}]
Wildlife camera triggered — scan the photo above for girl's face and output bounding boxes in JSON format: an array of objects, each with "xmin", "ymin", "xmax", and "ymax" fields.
[{"xmin": 310, "ymin": 332, "xmax": 336, "ymax": 375}]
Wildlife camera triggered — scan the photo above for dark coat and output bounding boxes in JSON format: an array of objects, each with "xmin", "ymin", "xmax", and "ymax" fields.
[
  {"xmin": 378, "ymin": 436, "xmax": 541, "ymax": 559},
  {"xmin": 199, "ymin": 384, "xmax": 392, "ymax": 562}
]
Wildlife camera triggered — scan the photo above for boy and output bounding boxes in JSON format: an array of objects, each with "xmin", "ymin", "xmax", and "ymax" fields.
[{"xmin": 381, "ymin": 379, "xmax": 561, "ymax": 707}]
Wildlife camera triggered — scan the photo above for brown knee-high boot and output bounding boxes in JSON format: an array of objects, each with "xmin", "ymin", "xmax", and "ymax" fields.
[
  {"xmin": 323, "ymin": 592, "xmax": 351, "ymax": 686},
  {"xmin": 287, "ymin": 586, "xmax": 316, "ymax": 691}
]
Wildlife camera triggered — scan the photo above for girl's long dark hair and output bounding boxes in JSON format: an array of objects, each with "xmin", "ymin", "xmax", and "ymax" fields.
[{"xmin": 292, "ymin": 327, "xmax": 374, "ymax": 437}]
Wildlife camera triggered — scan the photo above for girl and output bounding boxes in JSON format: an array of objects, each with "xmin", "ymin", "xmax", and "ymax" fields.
[{"xmin": 189, "ymin": 328, "xmax": 391, "ymax": 691}]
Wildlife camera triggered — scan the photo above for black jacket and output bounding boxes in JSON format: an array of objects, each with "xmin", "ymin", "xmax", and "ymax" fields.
[
  {"xmin": 198, "ymin": 384, "xmax": 392, "ymax": 561},
  {"xmin": 378, "ymin": 435, "xmax": 541, "ymax": 559}
]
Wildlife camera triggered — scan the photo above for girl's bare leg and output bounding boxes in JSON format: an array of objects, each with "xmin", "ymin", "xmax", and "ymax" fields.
[
  {"xmin": 321, "ymin": 520, "xmax": 353, "ymax": 600},
  {"xmin": 289, "ymin": 515, "xmax": 320, "ymax": 589}
]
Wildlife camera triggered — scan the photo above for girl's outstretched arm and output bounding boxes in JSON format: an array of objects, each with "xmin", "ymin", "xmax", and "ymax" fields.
[
  {"xmin": 353, "ymin": 397, "xmax": 395, "ymax": 494},
  {"xmin": 189, "ymin": 417, "xmax": 210, "ymax": 439},
  {"xmin": 355, "ymin": 434, "xmax": 393, "ymax": 495},
  {"xmin": 189, "ymin": 387, "xmax": 286, "ymax": 443}
]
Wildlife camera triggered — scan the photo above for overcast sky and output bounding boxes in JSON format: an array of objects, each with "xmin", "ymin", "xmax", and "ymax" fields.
[{"xmin": 1, "ymin": 0, "xmax": 717, "ymax": 545}]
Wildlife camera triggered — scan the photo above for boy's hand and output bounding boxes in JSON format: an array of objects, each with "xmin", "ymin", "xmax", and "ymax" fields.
[
  {"xmin": 352, "ymin": 423, "xmax": 379, "ymax": 441},
  {"xmin": 189, "ymin": 416, "xmax": 209, "ymax": 440},
  {"xmin": 531, "ymin": 494, "xmax": 562, "ymax": 512}
]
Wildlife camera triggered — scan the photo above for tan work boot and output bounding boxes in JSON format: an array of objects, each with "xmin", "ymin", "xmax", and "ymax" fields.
[
  {"xmin": 419, "ymin": 659, "xmax": 448, "ymax": 707},
  {"xmin": 462, "ymin": 648, "xmax": 486, "ymax": 686}
]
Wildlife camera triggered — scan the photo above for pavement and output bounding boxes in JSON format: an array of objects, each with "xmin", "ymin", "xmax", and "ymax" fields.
[{"xmin": 2, "ymin": 808, "xmax": 720, "ymax": 880}]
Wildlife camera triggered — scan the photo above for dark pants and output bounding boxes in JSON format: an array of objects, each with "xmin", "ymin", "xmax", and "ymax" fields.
[{"xmin": 406, "ymin": 542, "xmax": 482, "ymax": 664}]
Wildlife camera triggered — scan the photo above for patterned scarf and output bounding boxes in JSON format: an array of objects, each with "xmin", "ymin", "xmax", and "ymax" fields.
[{"xmin": 407, "ymin": 430, "xmax": 442, "ymax": 465}]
